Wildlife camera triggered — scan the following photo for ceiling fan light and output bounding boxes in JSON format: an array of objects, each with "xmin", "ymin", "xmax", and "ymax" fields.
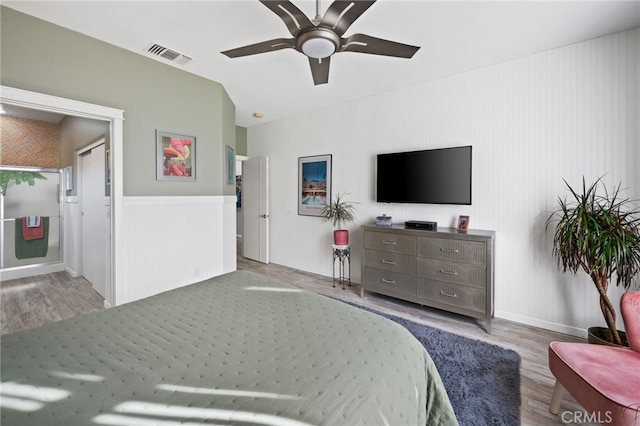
[{"xmin": 302, "ymin": 38, "xmax": 336, "ymax": 58}]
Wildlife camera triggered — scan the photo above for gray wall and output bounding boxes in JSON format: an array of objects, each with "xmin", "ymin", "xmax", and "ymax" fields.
[
  {"xmin": 1, "ymin": 6, "xmax": 235, "ymax": 196},
  {"xmin": 236, "ymin": 126, "xmax": 248, "ymax": 156},
  {"xmin": 59, "ymin": 116, "xmax": 110, "ymax": 195}
]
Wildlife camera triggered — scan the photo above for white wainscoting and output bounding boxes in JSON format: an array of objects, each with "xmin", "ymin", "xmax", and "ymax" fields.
[{"xmin": 115, "ymin": 196, "xmax": 236, "ymax": 305}]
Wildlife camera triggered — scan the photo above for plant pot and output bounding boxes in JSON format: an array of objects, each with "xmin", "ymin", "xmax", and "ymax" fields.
[
  {"xmin": 587, "ymin": 326, "xmax": 628, "ymax": 347},
  {"xmin": 334, "ymin": 229, "xmax": 349, "ymax": 246}
]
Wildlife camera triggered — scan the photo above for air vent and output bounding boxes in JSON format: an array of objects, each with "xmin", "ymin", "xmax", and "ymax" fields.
[{"xmin": 145, "ymin": 43, "xmax": 193, "ymax": 65}]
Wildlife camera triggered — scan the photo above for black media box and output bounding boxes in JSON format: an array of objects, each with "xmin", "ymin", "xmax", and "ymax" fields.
[{"xmin": 405, "ymin": 220, "xmax": 437, "ymax": 230}]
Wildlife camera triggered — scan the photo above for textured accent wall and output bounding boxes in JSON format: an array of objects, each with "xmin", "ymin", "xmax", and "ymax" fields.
[
  {"xmin": 0, "ymin": 116, "xmax": 59, "ymax": 167},
  {"xmin": 248, "ymin": 28, "xmax": 639, "ymax": 337}
]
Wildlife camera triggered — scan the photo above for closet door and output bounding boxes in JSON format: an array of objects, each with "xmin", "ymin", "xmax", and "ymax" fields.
[{"xmin": 80, "ymin": 143, "xmax": 106, "ymax": 298}]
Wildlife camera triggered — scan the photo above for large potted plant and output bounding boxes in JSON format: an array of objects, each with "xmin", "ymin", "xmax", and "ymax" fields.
[
  {"xmin": 321, "ymin": 191, "xmax": 357, "ymax": 246},
  {"xmin": 547, "ymin": 177, "xmax": 640, "ymax": 346}
]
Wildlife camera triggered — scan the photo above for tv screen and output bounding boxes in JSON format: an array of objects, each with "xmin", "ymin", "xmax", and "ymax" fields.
[{"xmin": 376, "ymin": 146, "xmax": 472, "ymax": 205}]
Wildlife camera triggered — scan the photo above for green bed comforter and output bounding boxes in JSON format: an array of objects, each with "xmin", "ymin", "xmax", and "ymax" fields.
[{"xmin": 1, "ymin": 270, "xmax": 457, "ymax": 425}]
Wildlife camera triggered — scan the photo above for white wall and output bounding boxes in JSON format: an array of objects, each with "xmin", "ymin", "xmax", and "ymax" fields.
[{"xmin": 248, "ymin": 28, "xmax": 639, "ymax": 337}]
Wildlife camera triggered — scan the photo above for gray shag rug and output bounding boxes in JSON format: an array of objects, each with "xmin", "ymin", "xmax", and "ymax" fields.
[{"xmin": 347, "ymin": 302, "xmax": 521, "ymax": 426}]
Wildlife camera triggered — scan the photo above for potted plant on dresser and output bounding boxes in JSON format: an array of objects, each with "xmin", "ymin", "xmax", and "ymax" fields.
[
  {"xmin": 547, "ymin": 177, "xmax": 640, "ymax": 346},
  {"xmin": 321, "ymin": 191, "xmax": 357, "ymax": 246}
]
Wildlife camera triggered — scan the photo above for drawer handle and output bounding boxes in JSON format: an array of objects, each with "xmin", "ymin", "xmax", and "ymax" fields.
[
  {"xmin": 440, "ymin": 248, "xmax": 459, "ymax": 253},
  {"xmin": 439, "ymin": 269, "xmax": 459, "ymax": 276},
  {"xmin": 381, "ymin": 278, "xmax": 396, "ymax": 284},
  {"xmin": 381, "ymin": 259, "xmax": 397, "ymax": 265},
  {"xmin": 382, "ymin": 240, "xmax": 397, "ymax": 245},
  {"xmin": 440, "ymin": 291, "xmax": 458, "ymax": 298}
]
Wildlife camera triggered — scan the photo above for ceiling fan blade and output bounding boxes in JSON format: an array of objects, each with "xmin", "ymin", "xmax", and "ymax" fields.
[
  {"xmin": 260, "ymin": 1, "xmax": 315, "ymax": 37},
  {"xmin": 339, "ymin": 34, "xmax": 420, "ymax": 58},
  {"xmin": 321, "ymin": 1, "xmax": 376, "ymax": 36},
  {"xmin": 309, "ymin": 56, "xmax": 331, "ymax": 85},
  {"xmin": 221, "ymin": 38, "xmax": 296, "ymax": 58}
]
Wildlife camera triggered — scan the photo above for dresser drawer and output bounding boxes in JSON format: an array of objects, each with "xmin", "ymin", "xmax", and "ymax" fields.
[
  {"xmin": 417, "ymin": 237, "xmax": 486, "ymax": 264},
  {"xmin": 364, "ymin": 231, "xmax": 416, "ymax": 256},
  {"xmin": 362, "ymin": 267, "xmax": 416, "ymax": 298},
  {"xmin": 416, "ymin": 258, "xmax": 486, "ymax": 288},
  {"xmin": 363, "ymin": 249, "xmax": 416, "ymax": 275},
  {"xmin": 417, "ymin": 279, "xmax": 486, "ymax": 313}
]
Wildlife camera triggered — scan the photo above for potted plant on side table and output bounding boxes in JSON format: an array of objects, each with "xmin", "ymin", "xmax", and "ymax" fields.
[
  {"xmin": 321, "ymin": 191, "xmax": 357, "ymax": 246},
  {"xmin": 547, "ymin": 177, "xmax": 640, "ymax": 346}
]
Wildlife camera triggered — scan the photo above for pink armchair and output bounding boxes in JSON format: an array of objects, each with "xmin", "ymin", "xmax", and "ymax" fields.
[{"xmin": 548, "ymin": 291, "xmax": 640, "ymax": 425}]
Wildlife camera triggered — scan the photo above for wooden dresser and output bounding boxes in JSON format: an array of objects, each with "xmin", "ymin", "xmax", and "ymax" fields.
[{"xmin": 361, "ymin": 224, "xmax": 495, "ymax": 332}]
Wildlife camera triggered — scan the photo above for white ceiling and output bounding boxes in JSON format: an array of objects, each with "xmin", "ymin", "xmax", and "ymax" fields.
[{"xmin": 4, "ymin": 1, "xmax": 640, "ymax": 127}]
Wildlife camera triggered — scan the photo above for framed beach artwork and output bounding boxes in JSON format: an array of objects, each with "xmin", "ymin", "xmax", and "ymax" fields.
[
  {"xmin": 298, "ymin": 154, "xmax": 332, "ymax": 216},
  {"xmin": 156, "ymin": 130, "xmax": 196, "ymax": 181},
  {"xmin": 225, "ymin": 145, "xmax": 235, "ymax": 185}
]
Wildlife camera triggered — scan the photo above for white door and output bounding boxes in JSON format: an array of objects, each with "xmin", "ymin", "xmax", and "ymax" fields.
[
  {"xmin": 80, "ymin": 143, "xmax": 107, "ymax": 297},
  {"xmin": 243, "ymin": 157, "xmax": 269, "ymax": 263}
]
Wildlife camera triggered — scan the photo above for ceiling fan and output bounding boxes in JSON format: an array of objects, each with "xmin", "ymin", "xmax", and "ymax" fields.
[{"xmin": 221, "ymin": 0, "xmax": 420, "ymax": 85}]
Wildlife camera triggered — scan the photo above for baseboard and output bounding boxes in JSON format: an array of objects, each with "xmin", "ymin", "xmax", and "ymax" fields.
[
  {"xmin": 495, "ymin": 309, "xmax": 587, "ymax": 339},
  {"xmin": 0, "ymin": 263, "xmax": 65, "ymax": 281},
  {"xmin": 64, "ymin": 265, "xmax": 80, "ymax": 277}
]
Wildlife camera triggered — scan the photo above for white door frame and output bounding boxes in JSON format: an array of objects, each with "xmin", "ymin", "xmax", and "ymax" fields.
[{"xmin": 0, "ymin": 85, "xmax": 124, "ymax": 307}]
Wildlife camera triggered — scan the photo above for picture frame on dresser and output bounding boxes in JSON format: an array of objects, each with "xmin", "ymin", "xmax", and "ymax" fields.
[{"xmin": 457, "ymin": 215, "xmax": 470, "ymax": 232}]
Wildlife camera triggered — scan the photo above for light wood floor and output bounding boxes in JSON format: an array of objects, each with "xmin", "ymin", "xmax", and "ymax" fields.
[
  {"xmin": 1, "ymin": 272, "xmax": 104, "ymax": 335},
  {"xmin": 1, "ymin": 254, "xmax": 591, "ymax": 425}
]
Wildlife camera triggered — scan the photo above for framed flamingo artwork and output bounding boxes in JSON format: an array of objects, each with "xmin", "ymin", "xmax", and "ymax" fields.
[{"xmin": 156, "ymin": 130, "xmax": 196, "ymax": 181}]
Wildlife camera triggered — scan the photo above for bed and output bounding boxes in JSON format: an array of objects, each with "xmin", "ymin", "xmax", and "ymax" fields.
[{"xmin": 1, "ymin": 270, "xmax": 457, "ymax": 425}]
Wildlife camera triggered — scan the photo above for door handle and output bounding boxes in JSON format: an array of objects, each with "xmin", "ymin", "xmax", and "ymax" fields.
[
  {"xmin": 440, "ymin": 248, "xmax": 459, "ymax": 253},
  {"xmin": 260, "ymin": 214, "xmax": 268, "ymax": 218}
]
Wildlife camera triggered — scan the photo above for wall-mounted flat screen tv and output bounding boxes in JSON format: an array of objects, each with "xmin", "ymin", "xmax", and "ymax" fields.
[{"xmin": 376, "ymin": 145, "xmax": 472, "ymax": 205}]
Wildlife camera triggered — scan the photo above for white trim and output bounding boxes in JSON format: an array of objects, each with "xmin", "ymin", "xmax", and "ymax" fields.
[
  {"xmin": 78, "ymin": 137, "xmax": 106, "ymax": 156},
  {"xmin": 123, "ymin": 196, "xmax": 235, "ymax": 207},
  {"xmin": 0, "ymin": 263, "xmax": 66, "ymax": 282},
  {"xmin": 0, "ymin": 85, "xmax": 124, "ymax": 307},
  {"xmin": 0, "ymin": 86, "xmax": 123, "ymax": 121},
  {"xmin": 495, "ymin": 310, "xmax": 587, "ymax": 339}
]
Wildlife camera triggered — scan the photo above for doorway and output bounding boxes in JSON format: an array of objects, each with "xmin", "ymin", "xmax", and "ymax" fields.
[{"xmin": 0, "ymin": 85, "xmax": 124, "ymax": 306}]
